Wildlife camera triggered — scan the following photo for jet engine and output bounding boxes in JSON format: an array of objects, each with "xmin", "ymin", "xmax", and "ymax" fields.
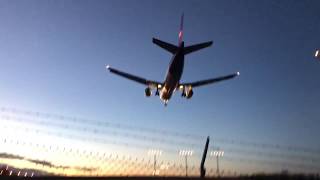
[
  {"xmin": 185, "ymin": 88, "xmax": 193, "ymax": 99},
  {"xmin": 145, "ymin": 87, "xmax": 151, "ymax": 97}
]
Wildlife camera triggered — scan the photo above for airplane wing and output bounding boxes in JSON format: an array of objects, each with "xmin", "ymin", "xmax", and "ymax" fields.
[
  {"xmin": 179, "ymin": 72, "xmax": 239, "ymax": 88},
  {"xmin": 106, "ymin": 65, "xmax": 163, "ymax": 88}
]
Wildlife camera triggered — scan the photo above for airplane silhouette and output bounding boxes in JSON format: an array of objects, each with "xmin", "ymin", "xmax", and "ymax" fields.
[{"xmin": 106, "ymin": 14, "xmax": 239, "ymax": 106}]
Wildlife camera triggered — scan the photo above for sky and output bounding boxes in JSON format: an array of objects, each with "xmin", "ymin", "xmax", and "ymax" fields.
[{"xmin": 0, "ymin": 0, "xmax": 320, "ymax": 176}]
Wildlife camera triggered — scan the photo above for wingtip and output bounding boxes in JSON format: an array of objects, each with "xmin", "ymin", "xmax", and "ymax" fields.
[
  {"xmin": 152, "ymin": 37, "xmax": 157, "ymax": 42},
  {"xmin": 105, "ymin": 65, "xmax": 111, "ymax": 72}
]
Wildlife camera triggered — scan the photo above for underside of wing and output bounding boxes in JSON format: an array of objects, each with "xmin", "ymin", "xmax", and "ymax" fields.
[
  {"xmin": 180, "ymin": 72, "xmax": 240, "ymax": 88},
  {"xmin": 106, "ymin": 65, "xmax": 163, "ymax": 89}
]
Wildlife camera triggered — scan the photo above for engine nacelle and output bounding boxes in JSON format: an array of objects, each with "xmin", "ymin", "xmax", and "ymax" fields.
[
  {"xmin": 145, "ymin": 87, "xmax": 151, "ymax": 97},
  {"xmin": 186, "ymin": 89, "xmax": 193, "ymax": 99}
]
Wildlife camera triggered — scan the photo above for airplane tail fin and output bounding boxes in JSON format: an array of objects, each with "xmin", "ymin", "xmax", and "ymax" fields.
[
  {"xmin": 153, "ymin": 13, "xmax": 213, "ymax": 55},
  {"xmin": 179, "ymin": 13, "xmax": 213, "ymax": 55},
  {"xmin": 184, "ymin": 41, "xmax": 213, "ymax": 55},
  {"xmin": 152, "ymin": 14, "xmax": 183, "ymax": 54},
  {"xmin": 152, "ymin": 38, "xmax": 178, "ymax": 54},
  {"xmin": 178, "ymin": 13, "xmax": 184, "ymax": 45}
]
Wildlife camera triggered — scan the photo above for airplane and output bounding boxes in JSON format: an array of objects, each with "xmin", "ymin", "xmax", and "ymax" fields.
[
  {"xmin": 315, "ymin": 49, "xmax": 319, "ymax": 59},
  {"xmin": 106, "ymin": 14, "xmax": 240, "ymax": 106}
]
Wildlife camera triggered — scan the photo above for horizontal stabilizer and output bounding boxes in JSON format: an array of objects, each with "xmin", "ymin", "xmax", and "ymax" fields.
[
  {"xmin": 153, "ymin": 38, "xmax": 178, "ymax": 54},
  {"xmin": 184, "ymin": 41, "xmax": 213, "ymax": 55}
]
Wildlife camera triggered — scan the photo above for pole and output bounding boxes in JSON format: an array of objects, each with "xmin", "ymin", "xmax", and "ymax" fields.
[
  {"xmin": 200, "ymin": 136, "xmax": 210, "ymax": 178},
  {"xmin": 148, "ymin": 149, "xmax": 162, "ymax": 176},
  {"xmin": 185, "ymin": 155, "xmax": 188, "ymax": 177},
  {"xmin": 154, "ymin": 154, "xmax": 156, "ymax": 176},
  {"xmin": 216, "ymin": 154, "xmax": 219, "ymax": 177}
]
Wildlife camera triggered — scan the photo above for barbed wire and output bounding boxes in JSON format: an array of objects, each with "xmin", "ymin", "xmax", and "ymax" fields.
[
  {"xmin": 223, "ymin": 147, "xmax": 320, "ymax": 164},
  {"xmin": 1, "ymin": 135, "xmax": 319, "ymax": 175},
  {"xmin": 0, "ymin": 107, "xmax": 204, "ymax": 140},
  {"xmin": 1, "ymin": 116, "xmax": 320, "ymax": 171},
  {"xmin": 0, "ymin": 114, "xmax": 199, "ymax": 148},
  {"xmin": 222, "ymin": 156, "xmax": 320, "ymax": 173},
  {"xmin": 0, "ymin": 123, "xmax": 182, "ymax": 154},
  {"xmin": 1, "ymin": 106, "xmax": 320, "ymax": 175},
  {"xmin": 1, "ymin": 106, "xmax": 320, "ymax": 156},
  {"xmin": 2, "ymin": 116, "xmax": 320, "ymax": 166},
  {"xmin": 1, "ymin": 137, "xmax": 197, "ymax": 176},
  {"xmin": 213, "ymin": 138, "xmax": 320, "ymax": 155}
]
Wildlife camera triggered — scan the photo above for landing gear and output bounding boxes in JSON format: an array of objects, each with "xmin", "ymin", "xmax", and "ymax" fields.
[
  {"xmin": 181, "ymin": 87, "xmax": 186, "ymax": 97},
  {"xmin": 181, "ymin": 86, "xmax": 193, "ymax": 99},
  {"xmin": 164, "ymin": 100, "xmax": 168, "ymax": 107},
  {"xmin": 163, "ymin": 99, "xmax": 168, "ymax": 107},
  {"xmin": 155, "ymin": 88, "xmax": 159, "ymax": 96}
]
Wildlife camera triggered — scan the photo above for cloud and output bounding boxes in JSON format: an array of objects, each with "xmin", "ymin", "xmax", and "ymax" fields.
[
  {"xmin": 0, "ymin": 153, "xmax": 24, "ymax": 160},
  {"xmin": 74, "ymin": 166, "xmax": 98, "ymax": 172},
  {"xmin": 26, "ymin": 159, "xmax": 55, "ymax": 167},
  {"xmin": 0, "ymin": 152, "xmax": 97, "ymax": 172}
]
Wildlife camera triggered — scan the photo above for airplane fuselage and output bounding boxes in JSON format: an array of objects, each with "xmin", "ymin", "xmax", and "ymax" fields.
[{"xmin": 160, "ymin": 42, "xmax": 184, "ymax": 103}]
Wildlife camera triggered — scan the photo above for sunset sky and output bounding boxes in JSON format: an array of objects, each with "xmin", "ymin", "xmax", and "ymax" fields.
[{"xmin": 0, "ymin": 0, "xmax": 319, "ymax": 176}]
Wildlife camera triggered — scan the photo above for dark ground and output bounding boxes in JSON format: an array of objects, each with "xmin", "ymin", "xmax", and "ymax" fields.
[{"xmin": 0, "ymin": 175, "xmax": 320, "ymax": 180}]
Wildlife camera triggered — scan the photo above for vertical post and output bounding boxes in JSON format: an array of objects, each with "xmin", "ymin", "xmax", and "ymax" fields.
[
  {"xmin": 210, "ymin": 148, "xmax": 224, "ymax": 177},
  {"xmin": 185, "ymin": 155, "xmax": 188, "ymax": 177},
  {"xmin": 200, "ymin": 136, "xmax": 210, "ymax": 178},
  {"xmin": 154, "ymin": 154, "xmax": 156, "ymax": 176},
  {"xmin": 216, "ymin": 153, "xmax": 219, "ymax": 177},
  {"xmin": 179, "ymin": 150, "xmax": 193, "ymax": 177},
  {"xmin": 148, "ymin": 149, "xmax": 162, "ymax": 176}
]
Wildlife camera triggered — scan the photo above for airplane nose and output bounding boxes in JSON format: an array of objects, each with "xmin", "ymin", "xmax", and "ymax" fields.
[{"xmin": 160, "ymin": 92, "xmax": 169, "ymax": 103}]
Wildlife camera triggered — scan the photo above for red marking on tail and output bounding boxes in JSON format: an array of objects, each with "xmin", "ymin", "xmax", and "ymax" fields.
[{"xmin": 178, "ymin": 13, "xmax": 184, "ymax": 45}]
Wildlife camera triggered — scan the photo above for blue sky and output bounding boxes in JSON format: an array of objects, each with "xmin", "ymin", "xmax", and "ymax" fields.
[{"xmin": 0, "ymin": 0, "xmax": 320, "ymax": 174}]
